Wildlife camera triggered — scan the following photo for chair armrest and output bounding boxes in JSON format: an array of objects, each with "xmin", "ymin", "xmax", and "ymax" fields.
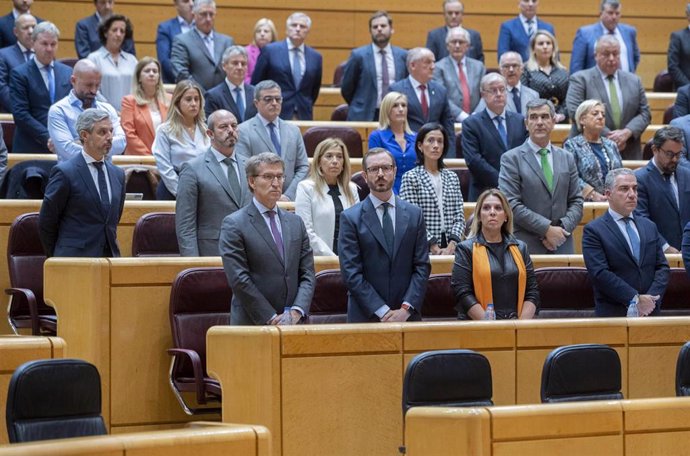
[
  {"xmin": 167, "ymin": 348, "xmax": 207, "ymax": 404},
  {"xmin": 6, "ymin": 287, "xmax": 39, "ymax": 335}
]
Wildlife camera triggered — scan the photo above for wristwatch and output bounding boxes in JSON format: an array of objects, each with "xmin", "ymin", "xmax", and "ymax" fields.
[{"xmin": 401, "ymin": 303, "xmax": 415, "ymax": 314}]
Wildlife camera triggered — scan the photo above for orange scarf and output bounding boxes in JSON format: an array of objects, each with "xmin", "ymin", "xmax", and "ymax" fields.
[{"xmin": 471, "ymin": 242, "xmax": 527, "ymax": 317}]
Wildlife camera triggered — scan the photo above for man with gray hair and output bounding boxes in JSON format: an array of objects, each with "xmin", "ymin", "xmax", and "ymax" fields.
[
  {"xmin": 426, "ymin": 0, "xmax": 484, "ymax": 62},
  {"xmin": 0, "ymin": 0, "xmax": 42, "ymax": 48},
  {"xmin": 171, "ymin": 0, "xmax": 234, "ymax": 91},
  {"xmin": 9, "ymin": 21, "xmax": 72, "ymax": 154},
  {"xmin": 251, "ymin": 12, "xmax": 322, "ymax": 120},
  {"xmin": 474, "ymin": 52, "xmax": 538, "ymax": 115},
  {"xmin": 499, "ymin": 99, "xmax": 583, "ymax": 254},
  {"xmin": 583, "ymin": 167, "xmax": 669, "ymax": 317},
  {"xmin": 204, "ymin": 45, "xmax": 257, "ymax": 121},
  {"xmin": 0, "ymin": 13, "xmax": 36, "ymax": 112},
  {"xmin": 668, "ymin": 3, "xmax": 690, "ymax": 88},
  {"xmin": 219, "ymin": 151, "xmax": 314, "ymax": 325},
  {"xmin": 39, "ymin": 108, "xmax": 126, "ymax": 258},
  {"xmin": 570, "ymin": 0, "xmax": 640, "ymax": 74}
]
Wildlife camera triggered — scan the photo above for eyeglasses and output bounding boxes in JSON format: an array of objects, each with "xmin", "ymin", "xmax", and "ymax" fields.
[
  {"xmin": 260, "ymin": 96, "xmax": 283, "ymax": 104},
  {"xmin": 500, "ymin": 64, "xmax": 521, "ymax": 70},
  {"xmin": 658, "ymin": 147, "xmax": 683, "ymax": 160},
  {"xmin": 255, "ymin": 174, "xmax": 286, "ymax": 183},
  {"xmin": 482, "ymin": 87, "xmax": 506, "ymax": 95},
  {"xmin": 366, "ymin": 165, "xmax": 395, "ymax": 174}
]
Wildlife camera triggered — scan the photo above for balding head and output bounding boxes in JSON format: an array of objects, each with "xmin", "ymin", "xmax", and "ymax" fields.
[
  {"xmin": 13, "ymin": 13, "xmax": 36, "ymax": 49},
  {"xmin": 71, "ymin": 59, "xmax": 102, "ymax": 108}
]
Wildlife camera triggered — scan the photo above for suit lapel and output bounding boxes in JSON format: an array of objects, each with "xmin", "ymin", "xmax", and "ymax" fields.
[
  {"xmin": 278, "ymin": 208, "xmax": 291, "ymax": 267},
  {"xmin": 76, "ymin": 155, "xmax": 108, "ymax": 219},
  {"xmin": 248, "ymin": 203, "xmax": 285, "ymax": 266},
  {"xmin": 481, "ymin": 111, "xmax": 506, "ymax": 149},
  {"xmin": 105, "ymin": 161, "xmax": 122, "ymax": 221},
  {"xmin": 204, "ymin": 149, "xmax": 239, "ymax": 205},
  {"xmin": 221, "ymin": 84, "xmax": 239, "ymax": 114},
  {"xmin": 550, "ymin": 148, "xmax": 564, "ymax": 193},
  {"xmin": 252, "ymin": 117, "xmax": 275, "ymax": 154},
  {"xmin": 138, "ymin": 103, "xmax": 155, "ymax": 139},
  {"xmin": 191, "ymin": 31, "xmax": 215, "ymax": 64},
  {"xmin": 603, "ymin": 212, "xmax": 638, "ymax": 264},
  {"xmin": 393, "ymin": 197, "xmax": 409, "ymax": 258},
  {"xmin": 28, "ymin": 61, "xmax": 49, "ymax": 97},
  {"xmin": 647, "ymin": 162, "xmax": 679, "ymax": 214},
  {"xmin": 362, "ymin": 198, "xmax": 391, "ymax": 258},
  {"xmin": 522, "ymin": 146, "xmax": 551, "ymax": 192}
]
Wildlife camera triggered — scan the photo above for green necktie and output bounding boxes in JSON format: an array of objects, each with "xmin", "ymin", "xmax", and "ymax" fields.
[
  {"xmin": 538, "ymin": 148, "xmax": 553, "ymax": 191},
  {"xmin": 607, "ymin": 75, "xmax": 621, "ymax": 128}
]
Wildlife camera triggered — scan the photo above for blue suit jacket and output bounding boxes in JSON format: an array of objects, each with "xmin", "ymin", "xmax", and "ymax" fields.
[
  {"xmin": 683, "ymin": 221, "xmax": 690, "ymax": 278},
  {"xmin": 338, "ymin": 196, "xmax": 431, "ymax": 323},
  {"xmin": 340, "ymin": 44, "xmax": 407, "ymax": 121},
  {"xmin": 570, "ymin": 22, "xmax": 640, "ymax": 74},
  {"xmin": 204, "ymin": 81, "xmax": 256, "ymax": 122},
  {"xmin": 156, "ymin": 17, "xmax": 183, "ymax": 84},
  {"xmin": 388, "ymin": 77, "xmax": 456, "ymax": 155},
  {"xmin": 583, "ymin": 211, "xmax": 669, "ymax": 317},
  {"xmin": 497, "ymin": 17, "xmax": 554, "ymax": 62},
  {"xmin": 250, "ymin": 40, "xmax": 322, "ymax": 120},
  {"xmin": 0, "ymin": 44, "xmax": 27, "ymax": 112},
  {"xmin": 39, "ymin": 152, "xmax": 126, "ymax": 257},
  {"xmin": 0, "ymin": 12, "xmax": 42, "ymax": 48},
  {"xmin": 634, "ymin": 160, "xmax": 690, "ymax": 250},
  {"xmin": 9, "ymin": 60, "xmax": 72, "ymax": 153},
  {"xmin": 426, "ymin": 26, "xmax": 484, "ymax": 62},
  {"xmin": 461, "ymin": 109, "xmax": 527, "ymax": 201},
  {"xmin": 75, "ymin": 13, "xmax": 136, "ymax": 59}
]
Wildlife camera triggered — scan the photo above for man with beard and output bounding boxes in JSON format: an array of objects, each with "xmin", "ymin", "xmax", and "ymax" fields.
[
  {"xmin": 634, "ymin": 126, "xmax": 690, "ymax": 253},
  {"xmin": 340, "ymin": 10, "xmax": 408, "ymax": 121},
  {"xmin": 338, "ymin": 147, "xmax": 431, "ymax": 323},
  {"xmin": 176, "ymin": 109, "xmax": 252, "ymax": 256}
]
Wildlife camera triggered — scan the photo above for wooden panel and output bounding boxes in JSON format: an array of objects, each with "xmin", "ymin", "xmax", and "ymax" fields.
[
  {"xmin": 493, "ymin": 435, "xmax": 623, "ymax": 456},
  {"xmin": 280, "ymin": 324, "xmax": 402, "ymax": 355},
  {"xmin": 404, "ymin": 407, "xmax": 491, "ymax": 456}
]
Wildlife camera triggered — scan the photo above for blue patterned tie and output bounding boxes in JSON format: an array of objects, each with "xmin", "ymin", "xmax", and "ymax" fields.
[
  {"xmin": 291, "ymin": 47, "xmax": 302, "ymax": 88},
  {"xmin": 382, "ymin": 203, "xmax": 394, "ymax": 254},
  {"xmin": 45, "ymin": 65, "xmax": 55, "ymax": 103},
  {"xmin": 268, "ymin": 122, "xmax": 281, "ymax": 156},
  {"xmin": 623, "ymin": 217, "xmax": 640, "ymax": 261},
  {"xmin": 92, "ymin": 162, "xmax": 110, "ymax": 209},
  {"xmin": 234, "ymin": 87, "xmax": 245, "ymax": 122},
  {"xmin": 495, "ymin": 116, "xmax": 508, "ymax": 148}
]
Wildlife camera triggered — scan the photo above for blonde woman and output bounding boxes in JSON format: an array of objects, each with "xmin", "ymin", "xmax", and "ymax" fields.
[
  {"xmin": 152, "ymin": 80, "xmax": 208, "ymax": 199},
  {"xmin": 295, "ymin": 138, "xmax": 359, "ymax": 256},
  {"xmin": 245, "ymin": 18, "xmax": 277, "ymax": 84}
]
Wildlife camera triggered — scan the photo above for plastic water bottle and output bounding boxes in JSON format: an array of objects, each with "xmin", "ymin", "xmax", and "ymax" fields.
[
  {"xmin": 279, "ymin": 307, "xmax": 294, "ymax": 325},
  {"xmin": 627, "ymin": 298, "xmax": 639, "ymax": 318},
  {"xmin": 483, "ymin": 303, "xmax": 496, "ymax": 321}
]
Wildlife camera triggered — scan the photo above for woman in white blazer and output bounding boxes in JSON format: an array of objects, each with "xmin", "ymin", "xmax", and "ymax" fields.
[{"xmin": 295, "ymin": 138, "xmax": 359, "ymax": 256}]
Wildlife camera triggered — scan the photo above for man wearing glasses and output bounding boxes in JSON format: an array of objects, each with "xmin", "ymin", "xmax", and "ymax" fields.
[
  {"xmin": 339, "ymin": 147, "xmax": 431, "ymax": 323},
  {"xmin": 634, "ymin": 126, "xmax": 690, "ymax": 253},
  {"xmin": 235, "ymin": 79, "xmax": 308, "ymax": 201},
  {"xmin": 474, "ymin": 52, "xmax": 538, "ymax": 115},
  {"xmin": 219, "ymin": 151, "xmax": 315, "ymax": 325}
]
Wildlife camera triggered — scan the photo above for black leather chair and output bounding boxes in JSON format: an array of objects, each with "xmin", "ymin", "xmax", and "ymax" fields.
[
  {"xmin": 131, "ymin": 212, "xmax": 180, "ymax": 256},
  {"xmin": 351, "ymin": 171, "xmax": 370, "ymax": 201},
  {"xmin": 402, "ymin": 349, "xmax": 493, "ymax": 415},
  {"xmin": 676, "ymin": 341, "xmax": 690, "ymax": 396},
  {"xmin": 121, "ymin": 165, "xmax": 160, "ymax": 200},
  {"xmin": 448, "ymin": 167, "xmax": 470, "ymax": 202},
  {"xmin": 310, "ymin": 269, "xmax": 348, "ymax": 323},
  {"xmin": 302, "ymin": 126, "xmax": 363, "ymax": 158},
  {"xmin": 540, "ymin": 344, "xmax": 623, "ymax": 403},
  {"xmin": 332, "ymin": 61, "xmax": 347, "ymax": 87},
  {"xmin": 653, "ymin": 70, "xmax": 675, "ymax": 93},
  {"xmin": 534, "ymin": 267, "xmax": 595, "ymax": 318},
  {"xmin": 6, "ymin": 359, "xmax": 107, "ymax": 443},
  {"xmin": 657, "ymin": 268, "xmax": 690, "ymax": 316},
  {"xmin": 0, "ymin": 160, "xmax": 55, "ymax": 199},
  {"xmin": 330, "ymin": 103, "xmax": 349, "ymax": 121},
  {"xmin": 420, "ymin": 274, "xmax": 456, "ymax": 321}
]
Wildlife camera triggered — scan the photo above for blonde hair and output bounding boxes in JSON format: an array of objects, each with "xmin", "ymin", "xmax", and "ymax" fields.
[
  {"xmin": 469, "ymin": 189, "xmax": 514, "ymax": 238},
  {"xmin": 251, "ymin": 18, "xmax": 277, "ymax": 45},
  {"xmin": 165, "ymin": 80, "xmax": 207, "ymax": 141},
  {"xmin": 525, "ymin": 29, "xmax": 565, "ymax": 72},
  {"xmin": 308, "ymin": 138, "xmax": 357, "ymax": 205},
  {"xmin": 574, "ymin": 99, "xmax": 605, "ymax": 132},
  {"xmin": 378, "ymin": 91, "xmax": 412, "ymax": 133},
  {"xmin": 132, "ymin": 57, "xmax": 168, "ymax": 107}
]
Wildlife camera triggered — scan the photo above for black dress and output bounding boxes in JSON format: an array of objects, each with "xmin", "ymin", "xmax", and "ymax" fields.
[{"xmin": 521, "ymin": 66, "xmax": 569, "ymax": 122}]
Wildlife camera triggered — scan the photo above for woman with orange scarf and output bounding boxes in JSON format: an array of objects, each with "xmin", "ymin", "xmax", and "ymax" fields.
[{"xmin": 451, "ymin": 189, "xmax": 539, "ymax": 320}]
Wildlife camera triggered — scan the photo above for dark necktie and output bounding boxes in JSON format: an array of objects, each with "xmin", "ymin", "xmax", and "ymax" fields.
[
  {"xmin": 526, "ymin": 19, "xmax": 534, "ymax": 38},
  {"xmin": 623, "ymin": 217, "xmax": 640, "ymax": 261},
  {"xmin": 380, "ymin": 49, "xmax": 390, "ymax": 96},
  {"xmin": 495, "ymin": 116, "xmax": 508, "ymax": 149},
  {"xmin": 327, "ymin": 185, "xmax": 344, "ymax": 254},
  {"xmin": 268, "ymin": 122, "xmax": 281, "ymax": 156},
  {"xmin": 45, "ymin": 64, "xmax": 55, "ymax": 103},
  {"xmin": 419, "ymin": 84, "xmax": 429, "ymax": 119},
  {"xmin": 382, "ymin": 202, "xmax": 394, "ymax": 254},
  {"xmin": 511, "ymin": 87, "xmax": 521, "ymax": 114},
  {"xmin": 458, "ymin": 62, "xmax": 471, "ymax": 113},
  {"xmin": 222, "ymin": 156, "xmax": 242, "ymax": 200},
  {"xmin": 92, "ymin": 161, "xmax": 110, "ymax": 209},
  {"xmin": 664, "ymin": 173, "xmax": 679, "ymax": 208},
  {"xmin": 267, "ymin": 210, "xmax": 284, "ymax": 260},
  {"xmin": 234, "ymin": 87, "xmax": 245, "ymax": 122},
  {"xmin": 291, "ymin": 47, "xmax": 302, "ymax": 88},
  {"xmin": 24, "ymin": 50, "xmax": 32, "ymax": 62}
]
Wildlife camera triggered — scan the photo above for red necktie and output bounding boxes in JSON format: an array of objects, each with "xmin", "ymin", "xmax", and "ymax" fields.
[
  {"xmin": 458, "ymin": 63, "xmax": 471, "ymax": 113},
  {"xmin": 419, "ymin": 84, "xmax": 429, "ymax": 119}
]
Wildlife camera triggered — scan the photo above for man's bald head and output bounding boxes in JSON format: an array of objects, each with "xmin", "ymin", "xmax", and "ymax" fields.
[
  {"xmin": 71, "ymin": 59, "xmax": 102, "ymax": 108},
  {"xmin": 13, "ymin": 13, "xmax": 36, "ymax": 49}
]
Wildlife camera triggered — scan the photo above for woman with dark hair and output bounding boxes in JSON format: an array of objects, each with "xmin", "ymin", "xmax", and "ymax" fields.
[
  {"xmin": 451, "ymin": 188, "xmax": 539, "ymax": 320},
  {"xmin": 400, "ymin": 122, "xmax": 465, "ymax": 255},
  {"xmin": 87, "ymin": 14, "xmax": 137, "ymax": 111}
]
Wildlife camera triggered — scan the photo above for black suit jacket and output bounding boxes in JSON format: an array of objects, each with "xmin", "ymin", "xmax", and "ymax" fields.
[
  {"xmin": 204, "ymin": 81, "xmax": 256, "ymax": 122},
  {"xmin": 668, "ymin": 27, "xmax": 690, "ymax": 88},
  {"xmin": 0, "ymin": 12, "xmax": 42, "ymax": 48},
  {"xmin": 0, "ymin": 43, "xmax": 27, "ymax": 112}
]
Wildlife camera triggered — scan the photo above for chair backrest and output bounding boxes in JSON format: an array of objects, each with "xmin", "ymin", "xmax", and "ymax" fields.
[
  {"xmin": 0, "ymin": 120, "xmax": 13, "ymax": 151},
  {"xmin": 121, "ymin": 165, "xmax": 160, "ymax": 200},
  {"xmin": 351, "ymin": 171, "xmax": 370, "ymax": 201},
  {"xmin": 448, "ymin": 167, "xmax": 470, "ymax": 202},
  {"xmin": 643, "ymin": 139, "xmax": 654, "ymax": 160},
  {"xmin": 302, "ymin": 126, "xmax": 363, "ymax": 158},
  {"xmin": 169, "ymin": 267, "xmax": 231, "ymax": 381},
  {"xmin": 332, "ymin": 61, "xmax": 347, "ymax": 87},
  {"xmin": 658, "ymin": 268, "xmax": 690, "ymax": 315},
  {"xmin": 540, "ymin": 343, "xmax": 623, "ymax": 403},
  {"xmin": 653, "ymin": 70, "xmax": 675, "ymax": 92},
  {"xmin": 310, "ymin": 269, "xmax": 348, "ymax": 323},
  {"xmin": 6, "ymin": 359, "xmax": 107, "ymax": 443},
  {"xmin": 58, "ymin": 57, "xmax": 79, "ymax": 68},
  {"xmin": 455, "ymin": 131, "xmax": 463, "ymax": 159},
  {"xmin": 664, "ymin": 104, "xmax": 675, "ymax": 124},
  {"xmin": 1, "ymin": 160, "xmax": 55, "ymax": 199},
  {"xmin": 676, "ymin": 341, "xmax": 690, "ymax": 396},
  {"xmin": 421, "ymin": 274, "xmax": 456, "ymax": 320},
  {"xmin": 534, "ymin": 267, "xmax": 595, "ymax": 318},
  {"xmin": 131, "ymin": 212, "xmax": 180, "ymax": 256},
  {"xmin": 330, "ymin": 103, "xmax": 349, "ymax": 121},
  {"xmin": 402, "ymin": 349, "xmax": 493, "ymax": 415}
]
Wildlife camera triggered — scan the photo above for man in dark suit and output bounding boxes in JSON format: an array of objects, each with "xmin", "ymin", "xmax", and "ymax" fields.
[
  {"xmin": 340, "ymin": 10, "xmax": 407, "ymax": 121},
  {"xmin": 74, "ymin": 0, "xmax": 135, "ymax": 58},
  {"xmin": 673, "ymin": 84, "xmax": 690, "ymax": 118},
  {"xmin": 426, "ymin": 0, "xmax": 483, "ymax": 62},
  {"xmin": 0, "ymin": 13, "xmax": 35, "ymax": 112},
  {"xmin": 339, "ymin": 147, "xmax": 430, "ymax": 323},
  {"xmin": 219, "ymin": 152, "xmax": 315, "ymax": 325},
  {"xmin": 170, "ymin": 0, "xmax": 233, "ymax": 91},
  {"xmin": 9, "ymin": 21, "xmax": 72, "ymax": 154},
  {"xmin": 566, "ymin": 35, "xmax": 650, "ymax": 159},
  {"xmin": 39, "ymin": 108, "xmax": 126, "ymax": 258},
  {"xmin": 176, "ymin": 110, "xmax": 251, "ymax": 256},
  {"xmin": 204, "ymin": 46, "xmax": 256, "ymax": 122},
  {"xmin": 474, "ymin": 52, "xmax": 539, "ymax": 115},
  {"xmin": 668, "ymin": 4, "xmax": 690, "ymax": 88},
  {"xmin": 463, "ymin": 73, "xmax": 527, "ymax": 201},
  {"xmin": 583, "ymin": 168, "xmax": 669, "ymax": 317},
  {"xmin": 388, "ymin": 47, "xmax": 456, "ymax": 154},
  {"xmin": 570, "ymin": 0, "xmax": 640, "ymax": 74},
  {"xmin": 0, "ymin": 0, "xmax": 41, "ymax": 48},
  {"xmin": 251, "ymin": 12, "xmax": 322, "ymax": 120},
  {"xmin": 497, "ymin": 0, "xmax": 555, "ymax": 62},
  {"xmin": 683, "ymin": 222, "xmax": 690, "ymax": 278},
  {"xmin": 156, "ymin": 0, "xmax": 194, "ymax": 84},
  {"xmin": 635, "ymin": 126, "xmax": 690, "ymax": 253}
]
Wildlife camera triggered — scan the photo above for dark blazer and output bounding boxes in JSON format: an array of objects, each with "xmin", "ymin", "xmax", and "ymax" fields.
[
  {"xmin": 74, "ymin": 13, "xmax": 135, "ymax": 59},
  {"xmin": 338, "ymin": 196, "xmax": 431, "ymax": 323},
  {"xmin": 204, "ymin": 81, "xmax": 256, "ymax": 122},
  {"xmin": 0, "ymin": 43, "xmax": 27, "ymax": 112},
  {"xmin": 462, "ymin": 109, "xmax": 527, "ymax": 201},
  {"xmin": 583, "ymin": 211, "xmax": 669, "ymax": 317},
  {"xmin": 634, "ymin": 160, "xmax": 690, "ymax": 250},
  {"xmin": 497, "ymin": 17, "xmax": 555, "ymax": 62},
  {"xmin": 251, "ymin": 40, "xmax": 323, "ymax": 120},
  {"xmin": 340, "ymin": 44, "xmax": 407, "ymax": 121},
  {"xmin": 388, "ymin": 77, "xmax": 456, "ymax": 155},
  {"xmin": 683, "ymin": 221, "xmax": 690, "ymax": 278},
  {"xmin": 39, "ymin": 153, "xmax": 126, "ymax": 257},
  {"xmin": 668, "ymin": 27, "xmax": 690, "ymax": 88},
  {"xmin": 570, "ymin": 22, "xmax": 640, "ymax": 74},
  {"xmin": 426, "ymin": 26, "xmax": 484, "ymax": 62},
  {"xmin": 673, "ymin": 84, "xmax": 690, "ymax": 119},
  {"xmin": 170, "ymin": 29, "xmax": 234, "ymax": 91},
  {"xmin": 220, "ymin": 202, "xmax": 315, "ymax": 325},
  {"xmin": 0, "ymin": 12, "xmax": 42, "ymax": 48},
  {"xmin": 156, "ymin": 17, "xmax": 183, "ymax": 84},
  {"xmin": 9, "ymin": 60, "xmax": 72, "ymax": 154}
]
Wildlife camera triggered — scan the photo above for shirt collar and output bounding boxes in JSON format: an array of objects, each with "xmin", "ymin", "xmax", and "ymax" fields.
[
  {"xmin": 195, "ymin": 27, "xmax": 214, "ymax": 40},
  {"xmin": 81, "ymin": 150, "xmax": 103, "ymax": 165},
  {"xmin": 211, "ymin": 146, "xmax": 233, "ymax": 163},
  {"xmin": 527, "ymin": 138, "xmax": 552, "ymax": 153},
  {"xmin": 287, "ymin": 38, "xmax": 304, "ymax": 52},
  {"xmin": 371, "ymin": 42, "xmax": 392, "ymax": 54},
  {"xmin": 17, "ymin": 42, "xmax": 30, "ymax": 53},
  {"xmin": 608, "ymin": 207, "xmax": 633, "ymax": 222},
  {"xmin": 225, "ymin": 78, "xmax": 243, "ymax": 91},
  {"xmin": 487, "ymin": 108, "xmax": 507, "ymax": 119},
  {"xmin": 369, "ymin": 192, "xmax": 395, "ymax": 209},
  {"xmin": 409, "ymin": 75, "xmax": 425, "ymax": 89},
  {"xmin": 178, "ymin": 16, "xmax": 193, "ymax": 27},
  {"xmin": 519, "ymin": 13, "xmax": 537, "ymax": 24},
  {"xmin": 600, "ymin": 22, "xmax": 618, "ymax": 35},
  {"xmin": 597, "ymin": 66, "xmax": 617, "ymax": 80},
  {"xmin": 34, "ymin": 59, "xmax": 52, "ymax": 70},
  {"xmin": 253, "ymin": 197, "xmax": 276, "ymax": 213},
  {"xmin": 257, "ymin": 113, "xmax": 278, "ymax": 127}
]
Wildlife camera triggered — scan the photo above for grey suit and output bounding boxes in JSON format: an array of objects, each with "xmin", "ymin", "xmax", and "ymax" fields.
[
  {"xmin": 220, "ymin": 201, "xmax": 315, "ymax": 325},
  {"xmin": 170, "ymin": 29, "xmax": 234, "ymax": 91},
  {"xmin": 234, "ymin": 115, "xmax": 309, "ymax": 201},
  {"xmin": 498, "ymin": 140, "xmax": 584, "ymax": 254},
  {"xmin": 432, "ymin": 56, "xmax": 485, "ymax": 120},
  {"xmin": 175, "ymin": 148, "xmax": 251, "ymax": 256},
  {"xmin": 474, "ymin": 83, "xmax": 539, "ymax": 114},
  {"xmin": 566, "ymin": 67, "xmax": 650, "ymax": 159}
]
